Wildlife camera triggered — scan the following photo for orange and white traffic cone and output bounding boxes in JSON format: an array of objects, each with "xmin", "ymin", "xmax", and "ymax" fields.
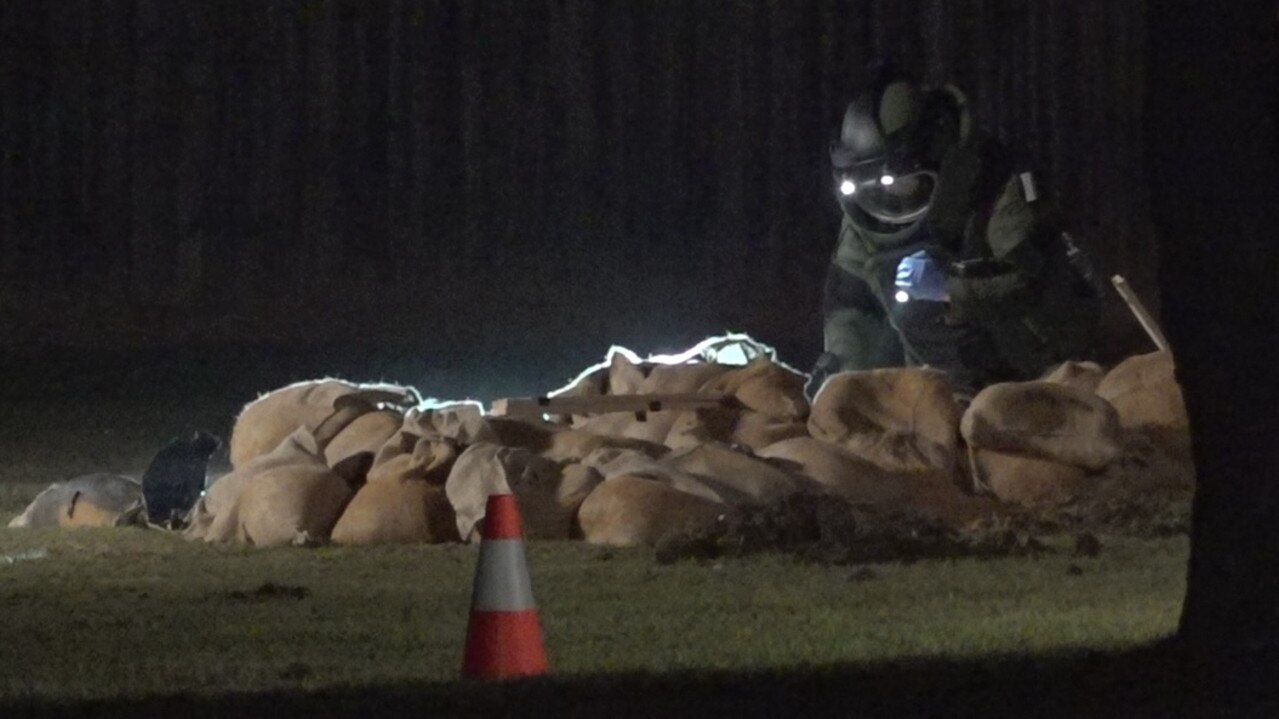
[{"xmin": 461, "ymin": 493, "xmax": 548, "ymax": 679}]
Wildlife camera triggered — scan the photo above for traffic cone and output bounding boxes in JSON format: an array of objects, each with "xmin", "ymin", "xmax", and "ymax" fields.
[{"xmin": 461, "ymin": 493, "xmax": 548, "ymax": 679}]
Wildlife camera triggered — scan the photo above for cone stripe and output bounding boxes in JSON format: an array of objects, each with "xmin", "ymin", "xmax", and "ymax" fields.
[
  {"xmin": 480, "ymin": 494, "xmax": 523, "ymax": 540},
  {"xmin": 462, "ymin": 610, "xmax": 546, "ymax": 678},
  {"xmin": 470, "ymin": 539, "xmax": 537, "ymax": 612}
]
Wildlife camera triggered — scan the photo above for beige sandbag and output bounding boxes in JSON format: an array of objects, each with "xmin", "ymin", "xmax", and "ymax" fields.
[
  {"xmin": 573, "ymin": 409, "xmax": 684, "ymax": 445},
  {"xmin": 188, "ymin": 403, "xmax": 370, "ymax": 543},
  {"xmin": 755, "ymin": 437, "xmax": 911, "ymax": 506},
  {"xmin": 548, "ymin": 333, "xmax": 774, "ymax": 403},
  {"xmin": 598, "ymin": 347, "xmax": 728, "ymax": 396},
  {"xmin": 640, "ymin": 361, "xmax": 731, "ymax": 394},
  {"xmin": 604, "ymin": 350, "xmax": 648, "ymax": 395},
  {"xmin": 579, "ymin": 447, "xmax": 724, "ymax": 503},
  {"xmin": 971, "ymin": 448, "xmax": 1089, "ymax": 508},
  {"xmin": 1040, "ymin": 360, "xmax": 1106, "ymax": 394},
  {"xmin": 233, "ymin": 458, "xmax": 365, "ymax": 547},
  {"xmin": 367, "ymin": 435, "xmax": 458, "ymax": 485},
  {"xmin": 485, "ymin": 416, "xmax": 666, "ymax": 464},
  {"xmin": 325, "ymin": 409, "xmax": 402, "ymax": 470},
  {"xmin": 559, "ymin": 464, "xmax": 605, "ymax": 537},
  {"xmin": 445, "ymin": 442, "xmax": 586, "ymax": 542},
  {"xmin": 1095, "ymin": 351, "xmax": 1189, "ymax": 431},
  {"xmin": 807, "ymin": 368, "xmax": 960, "ymax": 474},
  {"xmin": 663, "ymin": 407, "xmax": 808, "ymax": 452},
  {"xmin": 401, "ymin": 402, "xmax": 497, "ymax": 446},
  {"xmin": 700, "ymin": 356, "xmax": 808, "ymax": 421},
  {"xmin": 576, "ymin": 475, "xmax": 727, "ymax": 547},
  {"xmin": 961, "ymin": 381, "xmax": 1122, "ymax": 471},
  {"xmin": 229, "ymin": 379, "xmax": 418, "ymax": 468},
  {"xmin": 332, "ymin": 434, "xmax": 459, "ymax": 544},
  {"xmin": 662, "ymin": 408, "xmax": 734, "ymax": 451},
  {"xmin": 664, "ymin": 442, "xmax": 810, "ymax": 504},
  {"xmin": 187, "ymin": 427, "xmax": 327, "ymax": 542},
  {"xmin": 370, "ymin": 429, "xmax": 419, "ymax": 475},
  {"xmin": 330, "ymin": 478, "xmax": 458, "ymax": 545},
  {"xmin": 8, "ymin": 474, "xmax": 147, "ymax": 529},
  {"xmin": 727, "ymin": 411, "xmax": 810, "ymax": 451}
]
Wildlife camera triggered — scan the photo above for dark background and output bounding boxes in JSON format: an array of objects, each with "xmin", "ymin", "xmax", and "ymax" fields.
[
  {"xmin": 1, "ymin": 0, "xmax": 1156, "ymax": 395},
  {"xmin": 2, "ymin": 0, "xmax": 1278, "ymax": 698}
]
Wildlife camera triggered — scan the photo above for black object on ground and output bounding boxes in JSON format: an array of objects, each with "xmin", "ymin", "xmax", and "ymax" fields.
[{"xmin": 141, "ymin": 431, "xmax": 220, "ymax": 528}]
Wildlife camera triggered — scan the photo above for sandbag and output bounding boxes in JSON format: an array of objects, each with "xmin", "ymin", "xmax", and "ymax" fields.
[
  {"xmin": 559, "ymin": 464, "xmax": 605, "ymax": 537},
  {"xmin": 229, "ymin": 379, "xmax": 418, "ymax": 468},
  {"xmin": 576, "ymin": 475, "xmax": 727, "ymax": 547},
  {"xmin": 971, "ymin": 448, "xmax": 1089, "ymax": 508},
  {"xmin": 187, "ymin": 427, "xmax": 328, "ymax": 542},
  {"xmin": 663, "ymin": 442, "xmax": 810, "ymax": 504},
  {"xmin": 330, "ymin": 477, "xmax": 458, "ymax": 545},
  {"xmin": 572, "ymin": 409, "xmax": 684, "ymax": 445},
  {"xmin": 233, "ymin": 458, "xmax": 365, "ymax": 547},
  {"xmin": 325, "ymin": 409, "xmax": 402, "ymax": 471},
  {"xmin": 700, "ymin": 356, "xmax": 809, "ymax": 421},
  {"xmin": 484, "ymin": 416, "xmax": 666, "ymax": 464},
  {"xmin": 961, "ymin": 381, "xmax": 1122, "ymax": 471},
  {"xmin": 663, "ymin": 407, "xmax": 808, "ymax": 453},
  {"xmin": 329, "ymin": 431, "xmax": 459, "ymax": 545},
  {"xmin": 755, "ymin": 437, "xmax": 911, "ymax": 506},
  {"xmin": 189, "ymin": 402, "xmax": 370, "ymax": 543},
  {"xmin": 1095, "ymin": 351, "xmax": 1189, "ymax": 432},
  {"xmin": 8, "ymin": 474, "xmax": 147, "ymax": 529},
  {"xmin": 367, "ymin": 435, "xmax": 458, "ymax": 485},
  {"xmin": 807, "ymin": 368, "xmax": 960, "ymax": 474},
  {"xmin": 641, "ymin": 360, "xmax": 732, "ymax": 395},
  {"xmin": 445, "ymin": 442, "xmax": 585, "ymax": 542},
  {"xmin": 401, "ymin": 402, "xmax": 497, "ymax": 446},
  {"xmin": 1040, "ymin": 360, "xmax": 1106, "ymax": 395},
  {"xmin": 578, "ymin": 447, "xmax": 725, "ymax": 503}
]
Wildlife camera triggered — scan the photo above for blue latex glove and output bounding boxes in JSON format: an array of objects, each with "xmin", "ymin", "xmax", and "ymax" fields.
[{"xmin": 894, "ymin": 250, "xmax": 949, "ymax": 302}]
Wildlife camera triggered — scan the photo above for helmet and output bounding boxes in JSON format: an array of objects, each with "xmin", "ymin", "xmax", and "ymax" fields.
[{"xmin": 830, "ymin": 77, "xmax": 971, "ymax": 237}]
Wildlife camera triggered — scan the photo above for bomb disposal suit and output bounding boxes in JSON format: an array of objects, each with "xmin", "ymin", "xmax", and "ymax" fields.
[{"xmin": 810, "ymin": 78, "xmax": 1100, "ymax": 397}]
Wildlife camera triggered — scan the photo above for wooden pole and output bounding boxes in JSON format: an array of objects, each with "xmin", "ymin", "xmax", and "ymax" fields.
[{"xmin": 1111, "ymin": 274, "xmax": 1171, "ymax": 354}]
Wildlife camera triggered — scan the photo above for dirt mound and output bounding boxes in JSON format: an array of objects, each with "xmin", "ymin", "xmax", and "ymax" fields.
[{"xmin": 654, "ymin": 491, "xmax": 1049, "ymax": 566}]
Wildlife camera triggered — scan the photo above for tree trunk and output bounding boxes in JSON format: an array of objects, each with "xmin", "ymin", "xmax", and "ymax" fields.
[{"xmin": 1148, "ymin": 3, "xmax": 1279, "ymax": 648}]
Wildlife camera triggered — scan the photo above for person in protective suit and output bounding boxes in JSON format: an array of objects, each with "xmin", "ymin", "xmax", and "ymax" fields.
[{"xmin": 807, "ymin": 74, "xmax": 1102, "ymax": 399}]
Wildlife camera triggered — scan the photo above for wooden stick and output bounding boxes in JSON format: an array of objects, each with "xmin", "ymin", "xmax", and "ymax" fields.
[
  {"xmin": 490, "ymin": 392, "xmax": 730, "ymax": 421},
  {"xmin": 1111, "ymin": 274, "xmax": 1172, "ymax": 354}
]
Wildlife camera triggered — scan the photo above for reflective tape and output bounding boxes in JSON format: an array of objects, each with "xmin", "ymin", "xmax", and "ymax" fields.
[{"xmin": 470, "ymin": 539, "xmax": 536, "ymax": 612}]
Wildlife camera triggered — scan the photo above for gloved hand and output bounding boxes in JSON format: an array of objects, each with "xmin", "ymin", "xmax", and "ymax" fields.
[{"xmin": 895, "ymin": 250, "xmax": 949, "ymax": 302}]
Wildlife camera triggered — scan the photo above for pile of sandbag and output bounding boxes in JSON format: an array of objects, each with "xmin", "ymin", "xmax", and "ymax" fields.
[
  {"xmin": 181, "ymin": 337, "xmax": 978, "ymax": 548},
  {"xmin": 961, "ymin": 351, "xmax": 1192, "ymax": 510},
  {"xmin": 184, "ymin": 336, "xmax": 995, "ymax": 548},
  {"xmin": 10, "ymin": 335, "xmax": 1194, "ymax": 548}
]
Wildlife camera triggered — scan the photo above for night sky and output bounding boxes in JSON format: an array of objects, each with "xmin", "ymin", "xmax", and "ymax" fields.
[{"xmin": 1, "ymin": 1, "xmax": 1158, "ymax": 397}]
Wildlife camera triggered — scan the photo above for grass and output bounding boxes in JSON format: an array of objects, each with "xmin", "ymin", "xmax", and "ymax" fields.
[{"xmin": 0, "ymin": 525, "xmax": 1188, "ymax": 706}]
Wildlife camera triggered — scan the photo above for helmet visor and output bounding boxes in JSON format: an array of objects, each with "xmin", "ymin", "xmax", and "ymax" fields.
[{"xmin": 849, "ymin": 170, "xmax": 937, "ymax": 225}]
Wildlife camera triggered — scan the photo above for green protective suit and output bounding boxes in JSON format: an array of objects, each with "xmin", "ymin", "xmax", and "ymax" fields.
[{"xmin": 821, "ymin": 135, "xmax": 1101, "ymax": 393}]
